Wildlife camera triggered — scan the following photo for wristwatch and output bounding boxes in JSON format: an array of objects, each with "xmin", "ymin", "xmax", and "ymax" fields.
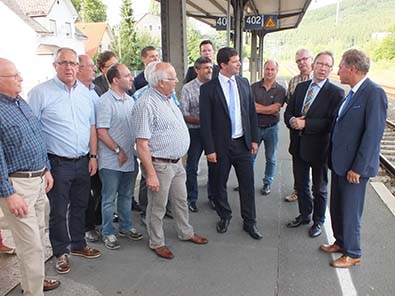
[
  {"xmin": 89, "ymin": 154, "xmax": 98, "ymax": 159},
  {"xmin": 114, "ymin": 146, "xmax": 121, "ymax": 154}
]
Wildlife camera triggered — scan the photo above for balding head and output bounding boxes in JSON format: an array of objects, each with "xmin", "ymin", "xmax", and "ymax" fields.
[
  {"xmin": 0, "ymin": 58, "xmax": 23, "ymax": 98},
  {"xmin": 77, "ymin": 54, "xmax": 96, "ymax": 88},
  {"xmin": 148, "ymin": 62, "xmax": 178, "ymax": 97}
]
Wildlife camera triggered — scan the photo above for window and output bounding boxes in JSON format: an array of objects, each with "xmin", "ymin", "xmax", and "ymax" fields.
[
  {"xmin": 49, "ymin": 19, "xmax": 57, "ymax": 35},
  {"xmin": 65, "ymin": 22, "xmax": 72, "ymax": 37}
]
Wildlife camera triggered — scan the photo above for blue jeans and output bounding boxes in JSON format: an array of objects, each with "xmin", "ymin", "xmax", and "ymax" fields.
[
  {"xmin": 99, "ymin": 168, "xmax": 137, "ymax": 236},
  {"xmin": 254, "ymin": 123, "xmax": 279, "ymax": 185},
  {"xmin": 186, "ymin": 128, "xmax": 212, "ymax": 202}
]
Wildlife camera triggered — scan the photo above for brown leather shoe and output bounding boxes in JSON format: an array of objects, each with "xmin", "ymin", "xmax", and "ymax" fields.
[
  {"xmin": 330, "ymin": 255, "xmax": 361, "ymax": 268},
  {"xmin": 55, "ymin": 254, "xmax": 71, "ymax": 274},
  {"xmin": 43, "ymin": 279, "xmax": 61, "ymax": 291},
  {"xmin": 320, "ymin": 243, "xmax": 344, "ymax": 254},
  {"xmin": 152, "ymin": 246, "xmax": 174, "ymax": 259},
  {"xmin": 188, "ymin": 234, "xmax": 208, "ymax": 244},
  {"xmin": 71, "ymin": 246, "xmax": 101, "ymax": 259}
]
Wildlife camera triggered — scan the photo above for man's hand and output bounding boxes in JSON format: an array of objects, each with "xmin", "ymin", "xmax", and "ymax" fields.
[
  {"xmin": 118, "ymin": 149, "xmax": 128, "ymax": 167},
  {"xmin": 347, "ymin": 170, "xmax": 360, "ymax": 184},
  {"xmin": 290, "ymin": 116, "xmax": 306, "ymax": 130},
  {"xmin": 251, "ymin": 142, "xmax": 258, "ymax": 155},
  {"xmin": 89, "ymin": 158, "xmax": 97, "ymax": 176},
  {"xmin": 44, "ymin": 170, "xmax": 54, "ymax": 193},
  {"xmin": 207, "ymin": 153, "xmax": 217, "ymax": 163},
  {"xmin": 146, "ymin": 173, "xmax": 160, "ymax": 192},
  {"xmin": 5, "ymin": 194, "xmax": 28, "ymax": 218}
]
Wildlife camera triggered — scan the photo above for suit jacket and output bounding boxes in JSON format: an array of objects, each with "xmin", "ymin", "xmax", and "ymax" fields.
[
  {"xmin": 284, "ymin": 79, "xmax": 344, "ymax": 164},
  {"xmin": 184, "ymin": 64, "xmax": 220, "ymax": 84},
  {"xmin": 93, "ymin": 74, "xmax": 109, "ymax": 97},
  {"xmin": 330, "ymin": 78, "xmax": 387, "ymax": 177},
  {"xmin": 133, "ymin": 71, "xmax": 148, "ymax": 91},
  {"xmin": 199, "ymin": 75, "xmax": 258, "ymax": 156}
]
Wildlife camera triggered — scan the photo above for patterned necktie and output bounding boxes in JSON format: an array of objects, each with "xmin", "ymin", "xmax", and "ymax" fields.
[
  {"xmin": 301, "ymin": 83, "xmax": 316, "ymax": 115},
  {"xmin": 228, "ymin": 79, "xmax": 236, "ymax": 137},
  {"xmin": 339, "ymin": 90, "xmax": 354, "ymax": 116}
]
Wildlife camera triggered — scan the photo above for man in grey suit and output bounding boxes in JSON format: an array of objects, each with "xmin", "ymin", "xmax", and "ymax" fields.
[{"xmin": 320, "ymin": 49, "xmax": 387, "ymax": 268}]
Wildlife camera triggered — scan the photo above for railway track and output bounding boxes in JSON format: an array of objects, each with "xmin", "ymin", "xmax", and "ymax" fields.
[{"xmin": 380, "ymin": 120, "xmax": 395, "ymax": 176}]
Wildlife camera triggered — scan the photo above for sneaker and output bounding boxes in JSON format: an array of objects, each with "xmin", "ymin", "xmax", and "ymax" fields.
[
  {"xmin": 103, "ymin": 235, "xmax": 120, "ymax": 250},
  {"xmin": 260, "ymin": 183, "xmax": 271, "ymax": 195},
  {"xmin": 119, "ymin": 228, "xmax": 143, "ymax": 241},
  {"xmin": 285, "ymin": 192, "xmax": 298, "ymax": 202},
  {"xmin": 85, "ymin": 229, "xmax": 100, "ymax": 242}
]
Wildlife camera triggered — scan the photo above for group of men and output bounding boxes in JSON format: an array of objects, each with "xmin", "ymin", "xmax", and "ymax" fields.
[{"xmin": 0, "ymin": 38, "xmax": 387, "ymax": 295}]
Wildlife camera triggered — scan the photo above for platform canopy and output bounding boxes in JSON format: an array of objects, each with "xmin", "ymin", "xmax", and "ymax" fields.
[{"xmin": 185, "ymin": 0, "xmax": 312, "ymax": 32}]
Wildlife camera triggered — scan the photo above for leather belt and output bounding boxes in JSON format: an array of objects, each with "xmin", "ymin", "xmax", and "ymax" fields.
[
  {"xmin": 48, "ymin": 153, "xmax": 88, "ymax": 161},
  {"xmin": 261, "ymin": 122, "xmax": 278, "ymax": 128},
  {"xmin": 9, "ymin": 169, "xmax": 47, "ymax": 178},
  {"xmin": 152, "ymin": 157, "xmax": 180, "ymax": 164}
]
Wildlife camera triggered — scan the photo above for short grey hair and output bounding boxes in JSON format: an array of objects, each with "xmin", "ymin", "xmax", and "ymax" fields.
[
  {"xmin": 341, "ymin": 49, "xmax": 370, "ymax": 74},
  {"xmin": 54, "ymin": 47, "xmax": 77, "ymax": 62},
  {"xmin": 264, "ymin": 59, "xmax": 279, "ymax": 69},
  {"xmin": 144, "ymin": 61, "xmax": 161, "ymax": 82},
  {"xmin": 295, "ymin": 48, "xmax": 313, "ymax": 59},
  {"xmin": 148, "ymin": 62, "xmax": 171, "ymax": 87}
]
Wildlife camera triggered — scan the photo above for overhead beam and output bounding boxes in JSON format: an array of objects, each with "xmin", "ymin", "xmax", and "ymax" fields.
[
  {"xmin": 186, "ymin": 0, "xmax": 213, "ymax": 17},
  {"xmin": 210, "ymin": 0, "xmax": 227, "ymax": 15}
]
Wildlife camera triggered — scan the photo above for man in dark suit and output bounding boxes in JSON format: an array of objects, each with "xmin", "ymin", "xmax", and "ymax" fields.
[
  {"xmin": 284, "ymin": 51, "xmax": 344, "ymax": 238},
  {"xmin": 200, "ymin": 47, "xmax": 262, "ymax": 240},
  {"xmin": 320, "ymin": 49, "xmax": 387, "ymax": 268},
  {"xmin": 184, "ymin": 40, "xmax": 220, "ymax": 84}
]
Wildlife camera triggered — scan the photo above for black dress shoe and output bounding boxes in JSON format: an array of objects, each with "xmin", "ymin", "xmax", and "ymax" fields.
[
  {"xmin": 309, "ymin": 223, "xmax": 322, "ymax": 237},
  {"xmin": 286, "ymin": 215, "xmax": 311, "ymax": 228},
  {"xmin": 165, "ymin": 209, "xmax": 173, "ymax": 219},
  {"xmin": 260, "ymin": 183, "xmax": 271, "ymax": 195},
  {"xmin": 243, "ymin": 224, "xmax": 263, "ymax": 240},
  {"xmin": 188, "ymin": 201, "xmax": 198, "ymax": 213},
  {"xmin": 132, "ymin": 198, "xmax": 142, "ymax": 212},
  {"xmin": 216, "ymin": 218, "xmax": 231, "ymax": 233}
]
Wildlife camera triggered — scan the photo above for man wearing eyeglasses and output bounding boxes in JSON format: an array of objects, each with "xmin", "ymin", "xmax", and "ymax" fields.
[
  {"xmin": 284, "ymin": 48, "xmax": 314, "ymax": 203},
  {"xmin": 28, "ymin": 47, "xmax": 101, "ymax": 275},
  {"xmin": 0, "ymin": 57, "xmax": 60, "ymax": 295},
  {"xmin": 284, "ymin": 51, "xmax": 344, "ymax": 238},
  {"xmin": 133, "ymin": 62, "xmax": 208, "ymax": 260}
]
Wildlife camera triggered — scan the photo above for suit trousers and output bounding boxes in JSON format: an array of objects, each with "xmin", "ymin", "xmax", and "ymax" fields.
[
  {"xmin": 292, "ymin": 155, "xmax": 328, "ymax": 224},
  {"xmin": 47, "ymin": 155, "xmax": 90, "ymax": 256},
  {"xmin": 0, "ymin": 176, "xmax": 48, "ymax": 296},
  {"xmin": 144, "ymin": 160, "xmax": 194, "ymax": 249},
  {"xmin": 330, "ymin": 172, "xmax": 368, "ymax": 258},
  {"xmin": 209, "ymin": 137, "xmax": 256, "ymax": 226}
]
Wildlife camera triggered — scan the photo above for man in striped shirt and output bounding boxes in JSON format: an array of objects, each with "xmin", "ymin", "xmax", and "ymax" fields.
[{"xmin": 133, "ymin": 62, "xmax": 208, "ymax": 260}]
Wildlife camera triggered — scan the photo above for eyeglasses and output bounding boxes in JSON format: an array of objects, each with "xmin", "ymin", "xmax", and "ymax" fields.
[
  {"xmin": 56, "ymin": 61, "xmax": 79, "ymax": 67},
  {"xmin": 0, "ymin": 72, "xmax": 22, "ymax": 79},
  {"xmin": 162, "ymin": 77, "xmax": 179, "ymax": 82},
  {"xmin": 296, "ymin": 56, "xmax": 312, "ymax": 64},
  {"xmin": 315, "ymin": 62, "xmax": 333, "ymax": 69}
]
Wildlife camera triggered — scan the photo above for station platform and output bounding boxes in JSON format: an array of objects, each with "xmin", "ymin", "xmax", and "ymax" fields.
[{"xmin": 2, "ymin": 112, "xmax": 395, "ymax": 296}]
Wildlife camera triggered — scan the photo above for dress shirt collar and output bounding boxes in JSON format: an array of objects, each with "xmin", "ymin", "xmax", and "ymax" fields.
[
  {"xmin": 108, "ymin": 89, "xmax": 130, "ymax": 101},
  {"xmin": 53, "ymin": 75, "xmax": 79, "ymax": 91},
  {"xmin": 350, "ymin": 76, "xmax": 368, "ymax": 94},
  {"xmin": 310, "ymin": 78, "xmax": 327, "ymax": 90},
  {"xmin": 0, "ymin": 93, "xmax": 21, "ymax": 103},
  {"xmin": 219, "ymin": 72, "xmax": 236, "ymax": 84},
  {"xmin": 152, "ymin": 87, "xmax": 171, "ymax": 101}
]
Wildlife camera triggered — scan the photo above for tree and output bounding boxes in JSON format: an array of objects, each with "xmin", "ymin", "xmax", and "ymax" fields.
[
  {"xmin": 186, "ymin": 20, "xmax": 203, "ymax": 65},
  {"xmin": 71, "ymin": 0, "xmax": 107, "ymax": 22},
  {"xmin": 112, "ymin": 0, "xmax": 141, "ymax": 70},
  {"xmin": 149, "ymin": 0, "xmax": 160, "ymax": 16}
]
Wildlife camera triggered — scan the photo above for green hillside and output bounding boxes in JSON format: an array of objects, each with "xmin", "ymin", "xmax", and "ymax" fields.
[{"xmin": 265, "ymin": 0, "xmax": 395, "ymax": 62}]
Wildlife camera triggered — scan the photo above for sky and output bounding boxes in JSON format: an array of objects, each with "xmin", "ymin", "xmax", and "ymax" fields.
[{"xmin": 103, "ymin": 0, "xmax": 339, "ymax": 27}]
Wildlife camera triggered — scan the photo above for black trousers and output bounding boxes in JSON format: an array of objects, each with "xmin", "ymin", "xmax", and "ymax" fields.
[
  {"xmin": 292, "ymin": 155, "xmax": 328, "ymax": 224},
  {"xmin": 47, "ymin": 155, "xmax": 90, "ymax": 256},
  {"xmin": 209, "ymin": 137, "xmax": 256, "ymax": 226}
]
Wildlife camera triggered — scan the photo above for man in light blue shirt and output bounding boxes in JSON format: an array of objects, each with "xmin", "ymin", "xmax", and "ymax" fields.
[
  {"xmin": 28, "ymin": 48, "xmax": 101, "ymax": 275},
  {"xmin": 96, "ymin": 63, "xmax": 143, "ymax": 250}
]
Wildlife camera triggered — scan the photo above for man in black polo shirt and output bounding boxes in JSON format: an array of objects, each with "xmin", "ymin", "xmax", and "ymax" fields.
[{"xmin": 251, "ymin": 60, "xmax": 286, "ymax": 195}]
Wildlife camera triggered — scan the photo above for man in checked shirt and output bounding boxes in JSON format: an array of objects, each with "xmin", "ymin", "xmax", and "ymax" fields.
[{"xmin": 0, "ymin": 58, "xmax": 60, "ymax": 295}]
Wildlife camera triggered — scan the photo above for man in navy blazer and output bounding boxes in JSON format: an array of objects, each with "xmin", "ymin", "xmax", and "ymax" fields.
[
  {"xmin": 200, "ymin": 47, "xmax": 262, "ymax": 240},
  {"xmin": 320, "ymin": 49, "xmax": 387, "ymax": 268},
  {"xmin": 284, "ymin": 51, "xmax": 344, "ymax": 238}
]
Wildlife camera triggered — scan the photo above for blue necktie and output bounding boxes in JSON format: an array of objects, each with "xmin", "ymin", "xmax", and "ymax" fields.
[
  {"xmin": 228, "ymin": 79, "xmax": 236, "ymax": 137},
  {"xmin": 340, "ymin": 90, "xmax": 354, "ymax": 116}
]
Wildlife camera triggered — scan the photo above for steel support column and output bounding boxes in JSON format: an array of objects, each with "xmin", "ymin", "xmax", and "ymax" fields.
[
  {"xmin": 233, "ymin": 0, "xmax": 244, "ymax": 72},
  {"xmin": 258, "ymin": 30, "xmax": 266, "ymax": 79},
  {"xmin": 249, "ymin": 31, "xmax": 258, "ymax": 82},
  {"xmin": 160, "ymin": 0, "xmax": 187, "ymax": 95}
]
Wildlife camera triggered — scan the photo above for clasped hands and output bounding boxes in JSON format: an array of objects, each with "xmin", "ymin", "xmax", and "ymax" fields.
[{"xmin": 290, "ymin": 116, "xmax": 306, "ymax": 130}]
